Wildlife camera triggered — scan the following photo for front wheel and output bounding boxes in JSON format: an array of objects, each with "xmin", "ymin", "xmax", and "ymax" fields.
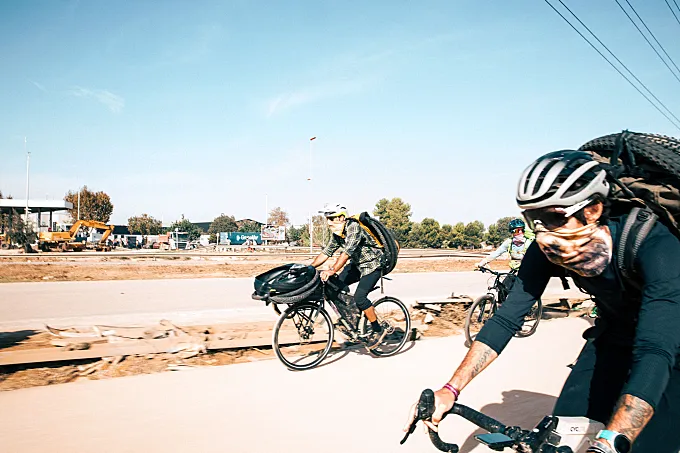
[
  {"xmin": 359, "ymin": 296, "xmax": 411, "ymax": 357},
  {"xmin": 514, "ymin": 299, "xmax": 542, "ymax": 338},
  {"xmin": 272, "ymin": 302, "xmax": 334, "ymax": 371},
  {"xmin": 464, "ymin": 294, "xmax": 496, "ymax": 348}
]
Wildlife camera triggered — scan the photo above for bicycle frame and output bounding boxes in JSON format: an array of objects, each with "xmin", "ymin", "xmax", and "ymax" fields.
[{"xmin": 479, "ymin": 266, "xmax": 517, "ymax": 304}]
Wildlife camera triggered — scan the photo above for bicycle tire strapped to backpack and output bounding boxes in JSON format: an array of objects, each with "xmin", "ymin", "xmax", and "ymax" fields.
[{"xmin": 579, "ymin": 131, "xmax": 680, "ymax": 283}]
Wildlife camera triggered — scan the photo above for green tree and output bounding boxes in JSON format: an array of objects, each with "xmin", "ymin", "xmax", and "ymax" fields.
[
  {"xmin": 444, "ymin": 222, "xmax": 466, "ymax": 248},
  {"xmin": 169, "ymin": 216, "xmax": 202, "ymax": 241},
  {"xmin": 408, "ymin": 218, "xmax": 442, "ymax": 248},
  {"xmin": 238, "ymin": 220, "xmax": 261, "ymax": 233},
  {"xmin": 373, "ymin": 197, "xmax": 412, "ymax": 244},
  {"xmin": 8, "ymin": 214, "xmax": 37, "ymax": 251},
  {"xmin": 64, "ymin": 186, "xmax": 114, "ymax": 222},
  {"xmin": 440, "ymin": 224, "xmax": 454, "ymax": 248},
  {"xmin": 462, "ymin": 220, "xmax": 485, "ymax": 248},
  {"xmin": 267, "ymin": 207, "xmax": 290, "ymax": 226},
  {"xmin": 299, "ymin": 215, "xmax": 330, "ymax": 247},
  {"xmin": 128, "ymin": 214, "xmax": 163, "ymax": 235},
  {"xmin": 209, "ymin": 214, "xmax": 238, "ymax": 242},
  {"xmin": 483, "ymin": 216, "xmax": 514, "ymax": 247},
  {"xmin": 286, "ymin": 224, "xmax": 305, "ymax": 244}
]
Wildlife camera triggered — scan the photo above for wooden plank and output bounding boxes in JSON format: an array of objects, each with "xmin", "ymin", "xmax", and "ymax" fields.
[
  {"xmin": 0, "ymin": 337, "xmax": 191, "ymax": 366},
  {"xmin": 0, "ymin": 315, "xmax": 421, "ymax": 366},
  {"xmin": 0, "ymin": 329, "xmax": 313, "ymax": 366}
]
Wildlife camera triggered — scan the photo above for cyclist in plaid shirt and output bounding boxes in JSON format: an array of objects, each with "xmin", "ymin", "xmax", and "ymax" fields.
[{"xmin": 310, "ymin": 203, "xmax": 388, "ymax": 349}]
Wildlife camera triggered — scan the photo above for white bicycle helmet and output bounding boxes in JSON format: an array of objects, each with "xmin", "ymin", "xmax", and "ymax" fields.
[
  {"xmin": 320, "ymin": 203, "xmax": 348, "ymax": 218},
  {"xmin": 516, "ymin": 150, "xmax": 610, "ymax": 210}
]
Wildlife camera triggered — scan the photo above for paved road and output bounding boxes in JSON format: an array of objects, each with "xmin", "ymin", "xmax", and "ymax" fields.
[
  {"xmin": 0, "ymin": 317, "xmax": 591, "ymax": 453},
  {"xmin": 0, "ymin": 272, "xmax": 582, "ymax": 330}
]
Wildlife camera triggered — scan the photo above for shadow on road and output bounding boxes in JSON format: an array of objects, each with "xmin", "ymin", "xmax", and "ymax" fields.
[
  {"xmin": 456, "ymin": 389, "xmax": 558, "ymax": 453},
  {"xmin": 0, "ymin": 330, "xmax": 38, "ymax": 350},
  {"xmin": 311, "ymin": 339, "xmax": 419, "ymax": 370}
]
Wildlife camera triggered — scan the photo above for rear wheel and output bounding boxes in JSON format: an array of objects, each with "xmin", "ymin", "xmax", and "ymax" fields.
[
  {"xmin": 514, "ymin": 299, "xmax": 542, "ymax": 338},
  {"xmin": 359, "ymin": 296, "xmax": 411, "ymax": 357},
  {"xmin": 464, "ymin": 294, "xmax": 496, "ymax": 348},
  {"xmin": 272, "ymin": 302, "xmax": 334, "ymax": 371}
]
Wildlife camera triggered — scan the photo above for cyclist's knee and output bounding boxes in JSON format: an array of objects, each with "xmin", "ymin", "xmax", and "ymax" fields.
[{"xmin": 354, "ymin": 293, "xmax": 372, "ymax": 311}]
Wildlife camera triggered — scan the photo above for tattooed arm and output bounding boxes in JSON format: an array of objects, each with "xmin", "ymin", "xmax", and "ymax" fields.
[
  {"xmin": 403, "ymin": 341, "xmax": 499, "ymax": 431},
  {"xmin": 447, "ymin": 341, "xmax": 498, "ymax": 391},
  {"xmin": 602, "ymin": 395, "xmax": 654, "ymax": 443}
]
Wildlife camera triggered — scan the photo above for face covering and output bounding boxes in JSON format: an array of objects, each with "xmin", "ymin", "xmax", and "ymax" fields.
[
  {"xmin": 512, "ymin": 232, "xmax": 525, "ymax": 246},
  {"xmin": 534, "ymin": 222, "xmax": 613, "ymax": 277},
  {"xmin": 328, "ymin": 221, "xmax": 345, "ymax": 236}
]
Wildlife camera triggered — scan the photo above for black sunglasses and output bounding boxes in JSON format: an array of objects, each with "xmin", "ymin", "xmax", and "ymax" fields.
[
  {"xmin": 522, "ymin": 209, "xmax": 571, "ymax": 230},
  {"xmin": 522, "ymin": 198, "xmax": 593, "ymax": 230}
]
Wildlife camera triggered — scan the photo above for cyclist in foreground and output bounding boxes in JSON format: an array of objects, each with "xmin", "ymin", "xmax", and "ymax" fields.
[
  {"xmin": 477, "ymin": 218, "xmax": 534, "ymax": 270},
  {"xmin": 404, "ymin": 151, "xmax": 680, "ymax": 453},
  {"xmin": 309, "ymin": 203, "xmax": 387, "ymax": 350}
]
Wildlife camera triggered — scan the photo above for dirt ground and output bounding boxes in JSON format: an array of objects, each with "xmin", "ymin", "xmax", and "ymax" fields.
[
  {"xmin": 0, "ymin": 256, "xmax": 505, "ymax": 283},
  {"xmin": 0, "ymin": 255, "xmax": 508, "ymax": 391},
  {"xmin": 0, "ymin": 305, "xmax": 472, "ymax": 391}
]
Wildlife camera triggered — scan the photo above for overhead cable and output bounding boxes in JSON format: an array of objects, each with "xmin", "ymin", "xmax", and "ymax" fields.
[
  {"xmin": 542, "ymin": 0, "xmax": 680, "ymax": 131},
  {"xmin": 615, "ymin": 0, "xmax": 680, "ymax": 84}
]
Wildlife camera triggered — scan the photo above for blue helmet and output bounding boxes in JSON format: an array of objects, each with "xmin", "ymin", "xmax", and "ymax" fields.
[{"xmin": 508, "ymin": 218, "xmax": 526, "ymax": 232}]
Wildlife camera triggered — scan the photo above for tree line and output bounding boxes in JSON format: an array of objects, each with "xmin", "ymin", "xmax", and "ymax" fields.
[{"xmin": 2, "ymin": 186, "xmax": 518, "ymax": 248}]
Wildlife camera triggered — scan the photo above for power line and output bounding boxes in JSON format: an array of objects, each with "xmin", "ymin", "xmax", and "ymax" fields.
[
  {"xmin": 615, "ymin": 0, "xmax": 680, "ymax": 83},
  {"xmin": 665, "ymin": 0, "xmax": 680, "ymax": 28},
  {"xmin": 542, "ymin": 0, "xmax": 680, "ymax": 131}
]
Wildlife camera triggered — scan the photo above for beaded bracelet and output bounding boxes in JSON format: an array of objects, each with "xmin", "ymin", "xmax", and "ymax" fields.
[{"xmin": 442, "ymin": 383, "xmax": 460, "ymax": 399}]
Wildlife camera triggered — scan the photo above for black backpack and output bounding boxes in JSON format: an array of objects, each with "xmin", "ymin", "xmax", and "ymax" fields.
[
  {"xmin": 579, "ymin": 131, "xmax": 680, "ymax": 284},
  {"xmin": 348, "ymin": 212, "xmax": 400, "ymax": 275}
]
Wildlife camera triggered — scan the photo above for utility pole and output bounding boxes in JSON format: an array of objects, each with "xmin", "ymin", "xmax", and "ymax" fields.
[
  {"xmin": 308, "ymin": 137, "xmax": 316, "ymax": 253},
  {"xmin": 24, "ymin": 137, "xmax": 30, "ymax": 224}
]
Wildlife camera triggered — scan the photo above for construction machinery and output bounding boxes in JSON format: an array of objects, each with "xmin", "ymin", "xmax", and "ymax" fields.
[
  {"xmin": 38, "ymin": 220, "xmax": 114, "ymax": 252},
  {"xmin": 0, "ymin": 232, "xmax": 10, "ymax": 250}
]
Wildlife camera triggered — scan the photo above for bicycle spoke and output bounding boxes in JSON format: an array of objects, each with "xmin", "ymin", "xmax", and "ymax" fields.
[
  {"xmin": 274, "ymin": 305, "xmax": 333, "ymax": 369},
  {"xmin": 359, "ymin": 297, "xmax": 411, "ymax": 357}
]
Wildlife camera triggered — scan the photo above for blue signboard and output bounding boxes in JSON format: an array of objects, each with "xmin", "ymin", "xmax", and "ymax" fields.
[{"xmin": 219, "ymin": 232, "xmax": 262, "ymax": 245}]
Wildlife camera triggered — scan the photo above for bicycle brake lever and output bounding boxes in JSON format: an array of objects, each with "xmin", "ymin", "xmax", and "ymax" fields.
[{"xmin": 400, "ymin": 389, "xmax": 435, "ymax": 445}]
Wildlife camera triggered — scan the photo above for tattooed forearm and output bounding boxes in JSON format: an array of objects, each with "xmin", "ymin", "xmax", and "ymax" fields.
[
  {"xmin": 448, "ymin": 341, "xmax": 498, "ymax": 390},
  {"xmin": 607, "ymin": 394, "xmax": 654, "ymax": 441}
]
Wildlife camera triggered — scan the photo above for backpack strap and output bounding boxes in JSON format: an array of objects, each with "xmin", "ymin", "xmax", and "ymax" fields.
[
  {"xmin": 617, "ymin": 207, "xmax": 658, "ymax": 288},
  {"xmin": 349, "ymin": 214, "xmax": 384, "ymax": 249}
]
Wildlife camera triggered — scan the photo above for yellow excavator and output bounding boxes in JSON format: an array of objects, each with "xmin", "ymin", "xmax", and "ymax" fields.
[
  {"xmin": 0, "ymin": 232, "xmax": 10, "ymax": 250},
  {"xmin": 38, "ymin": 220, "xmax": 114, "ymax": 252}
]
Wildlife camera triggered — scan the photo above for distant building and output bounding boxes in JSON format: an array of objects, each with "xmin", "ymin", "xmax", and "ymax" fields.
[{"xmin": 191, "ymin": 222, "xmax": 212, "ymax": 232}]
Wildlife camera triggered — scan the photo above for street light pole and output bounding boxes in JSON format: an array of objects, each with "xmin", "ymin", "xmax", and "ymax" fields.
[
  {"xmin": 24, "ymin": 137, "xmax": 30, "ymax": 224},
  {"xmin": 309, "ymin": 137, "xmax": 316, "ymax": 253}
]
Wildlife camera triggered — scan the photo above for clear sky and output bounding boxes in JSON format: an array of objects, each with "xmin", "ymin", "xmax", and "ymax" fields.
[{"xmin": 1, "ymin": 0, "xmax": 680, "ymax": 227}]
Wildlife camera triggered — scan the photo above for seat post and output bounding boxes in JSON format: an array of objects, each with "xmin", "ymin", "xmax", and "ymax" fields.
[{"xmin": 380, "ymin": 269, "xmax": 384, "ymax": 294}]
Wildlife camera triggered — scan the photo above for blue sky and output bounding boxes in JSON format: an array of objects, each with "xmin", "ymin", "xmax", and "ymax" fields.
[{"xmin": 1, "ymin": 0, "xmax": 680, "ymax": 227}]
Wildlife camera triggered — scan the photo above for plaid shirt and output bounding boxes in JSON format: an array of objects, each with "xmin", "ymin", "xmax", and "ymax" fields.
[{"xmin": 322, "ymin": 220, "xmax": 383, "ymax": 276}]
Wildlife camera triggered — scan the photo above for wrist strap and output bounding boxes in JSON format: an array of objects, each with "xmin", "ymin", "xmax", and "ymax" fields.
[
  {"xmin": 442, "ymin": 383, "xmax": 460, "ymax": 399},
  {"xmin": 589, "ymin": 440, "xmax": 615, "ymax": 453}
]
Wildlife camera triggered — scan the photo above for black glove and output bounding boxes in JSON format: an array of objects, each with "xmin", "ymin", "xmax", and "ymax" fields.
[{"xmin": 587, "ymin": 440, "xmax": 616, "ymax": 453}]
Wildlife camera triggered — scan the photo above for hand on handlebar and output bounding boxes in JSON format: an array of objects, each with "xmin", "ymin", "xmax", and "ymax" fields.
[
  {"xmin": 403, "ymin": 387, "xmax": 457, "ymax": 433},
  {"xmin": 320, "ymin": 269, "xmax": 336, "ymax": 281}
]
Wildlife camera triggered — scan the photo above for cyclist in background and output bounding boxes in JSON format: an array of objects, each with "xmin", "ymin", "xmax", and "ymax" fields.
[
  {"xmin": 309, "ymin": 203, "xmax": 388, "ymax": 350},
  {"xmin": 477, "ymin": 218, "xmax": 533, "ymax": 270}
]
